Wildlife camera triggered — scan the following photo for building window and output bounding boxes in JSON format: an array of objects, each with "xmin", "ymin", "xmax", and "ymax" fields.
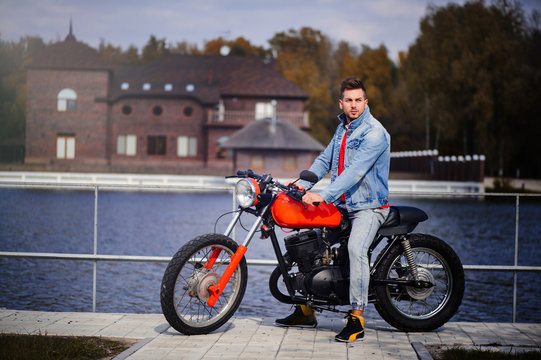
[
  {"xmin": 164, "ymin": 83, "xmax": 173, "ymax": 91},
  {"xmin": 255, "ymin": 102, "xmax": 273, "ymax": 120},
  {"xmin": 152, "ymin": 105, "xmax": 163, "ymax": 116},
  {"xmin": 57, "ymin": 88, "xmax": 77, "ymax": 112},
  {"xmin": 56, "ymin": 135, "xmax": 76, "ymax": 159},
  {"xmin": 117, "ymin": 134, "xmax": 137, "ymax": 156},
  {"xmin": 143, "ymin": 83, "xmax": 151, "ymax": 91},
  {"xmin": 177, "ymin": 136, "xmax": 197, "ymax": 157},
  {"xmin": 121, "ymin": 82, "xmax": 129, "ymax": 90},
  {"xmin": 121, "ymin": 105, "xmax": 132, "ymax": 116},
  {"xmin": 250, "ymin": 154, "xmax": 264, "ymax": 169},
  {"xmin": 147, "ymin": 135, "xmax": 166, "ymax": 155},
  {"xmin": 216, "ymin": 136, "xmax": 231, "ymax": 159},
  {"xmin": 186, "ymin": 84, "xmax": 195, "ymax": 92},
  {"xmin": 183, "ymin": 106, "xmax": 193, "ymax": 117},
  {"xmin": 283, "ymin": 154, "xmax": 297, "ymax": 170}
]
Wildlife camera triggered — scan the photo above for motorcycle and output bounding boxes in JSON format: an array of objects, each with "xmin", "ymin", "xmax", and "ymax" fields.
[{"xmin": 160, "ymin": 169, "xmax": 464, "ymax": 335}]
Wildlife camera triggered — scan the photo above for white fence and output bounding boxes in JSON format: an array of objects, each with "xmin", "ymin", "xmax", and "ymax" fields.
[{"xmin": 0, "ymin": 171, "xmax": 484, "ymax": 193}]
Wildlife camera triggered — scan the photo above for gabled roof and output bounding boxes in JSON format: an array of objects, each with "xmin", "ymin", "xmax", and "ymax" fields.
[
  {"xmin": 28, "ymin": 28, "xmax": 308, "ymax": 106},
  {"xmin": 110, "ymin": 54, "xmax": 308, "ymax": 105},
  {"xmin": 221, "ymin": 118, "xmax": 324, "ymax": 151},
  {"xmin": 29, "ymin": 32, "xmax": 109, "ymax": 71}
]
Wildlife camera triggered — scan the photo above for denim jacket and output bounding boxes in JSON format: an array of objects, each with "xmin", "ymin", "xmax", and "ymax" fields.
[{"xmin": 302, "ymin": 106, "xmax": 390, "ymax": 212}]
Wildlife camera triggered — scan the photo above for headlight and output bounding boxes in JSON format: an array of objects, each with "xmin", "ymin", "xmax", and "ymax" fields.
[{"xmin": 235, "ymin": 178, "xmax": 260, "ymax": 208}]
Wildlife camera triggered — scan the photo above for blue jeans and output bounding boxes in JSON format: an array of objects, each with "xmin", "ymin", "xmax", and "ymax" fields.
[{"xmin": 348, "ymin": 207, "xmax": 389, "ymax": 311}]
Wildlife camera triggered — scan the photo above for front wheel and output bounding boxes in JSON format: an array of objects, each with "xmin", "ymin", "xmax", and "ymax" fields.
[
  {"xmin": 160, "ymin": 234, "xmax": 248, "ymax": 335},
  {"xmin": 373, "ymin": 234, "xmax": 464, "ymax": 332}
]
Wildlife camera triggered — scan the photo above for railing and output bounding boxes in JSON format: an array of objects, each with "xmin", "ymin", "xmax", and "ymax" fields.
[
  {"xmin": 391, "ymin": 150, "xmax": 486, "ymax": 182},
  {"xmin": 0, "ymin": 181, "xmax": 540, "ymax": 323},
  {"xmin": 206, "ymin": 109, "xmax": 309, "ymax": 128}
]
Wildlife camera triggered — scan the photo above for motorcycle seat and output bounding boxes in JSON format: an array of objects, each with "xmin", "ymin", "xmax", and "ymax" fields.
[{"xmin": 378, "ymin": 206, "xmax": 428, "ymax": 236}]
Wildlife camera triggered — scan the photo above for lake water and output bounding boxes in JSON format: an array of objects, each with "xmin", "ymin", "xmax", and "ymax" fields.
[{"xmin": 1, "ymin": 188, "xmax": 540, "ymax": 324}]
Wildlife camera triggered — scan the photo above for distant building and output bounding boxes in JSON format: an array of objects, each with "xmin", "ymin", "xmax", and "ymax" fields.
[
  {"xmin": 25, "ymin": 27, "xmax": 321, "ymax": 177},
  {"xmin": 222, "ymin": 117, "xmax": 323, "ymax": 178}
]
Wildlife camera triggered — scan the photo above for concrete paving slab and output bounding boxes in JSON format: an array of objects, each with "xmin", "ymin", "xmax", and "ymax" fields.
[{"xmin": 1, "ymin": 310, "xmax": 540, "ymax": 359}]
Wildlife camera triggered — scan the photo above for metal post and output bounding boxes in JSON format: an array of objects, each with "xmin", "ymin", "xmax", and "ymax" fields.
[
  {"xmin": 513, "ymin": 195, "xmax": 519, "ymax": 323},
  {"xmin": 232, "ymin": 190, "xmax": 236, "ymax": 241},
  {"xmin": 93, "ymin": 186, "xmax": 98, "ymax": 312}
]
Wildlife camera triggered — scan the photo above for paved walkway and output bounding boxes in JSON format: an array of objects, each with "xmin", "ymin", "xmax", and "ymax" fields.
[{"xmin": 1, "ymin": 309, "xmax": 540, "ymax": 359}]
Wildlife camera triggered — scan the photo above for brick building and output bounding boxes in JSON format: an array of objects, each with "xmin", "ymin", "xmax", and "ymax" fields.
[{"xmin": 25, "ymin": 29, "xmax": 320, "ymax": 176}]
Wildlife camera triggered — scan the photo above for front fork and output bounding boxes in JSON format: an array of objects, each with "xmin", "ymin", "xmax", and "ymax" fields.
[{"xmin": 206, "ymin": 206, "xmax": 268, "ymax": 307}]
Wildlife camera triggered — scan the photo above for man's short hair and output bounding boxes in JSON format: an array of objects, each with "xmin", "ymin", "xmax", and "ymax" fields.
[{"xmin": 340, "ymin": 77, "xmax": 367, "ymax": 99}]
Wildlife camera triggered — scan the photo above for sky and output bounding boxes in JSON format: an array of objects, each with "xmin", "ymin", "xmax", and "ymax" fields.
[{"xmin": 0, "ymin": 0, "xmax": 539, "ymax": 62}]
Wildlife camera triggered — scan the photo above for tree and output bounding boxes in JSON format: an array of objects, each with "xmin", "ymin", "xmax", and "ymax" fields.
[
  {"xmin": 356, "ymin": 44, "xmax": 395, "ymax": 121},
  {"xmin": 0, "ymin": 36, "xmax": 45, "ymax": 147},
  {"xmin": 202, "ymin": 36, "xmax": 267, "ymax": 58},
  {"xmin": 98, "ymin": 40, "xmax": 141, "ymax": 64},
  {"xmin": 141, "ymin": 35, "xmax": 167, "ymax": 63},
  {"xmin": 171, "ymin": 41, "xmax": 200, "ymax": 55},
  {"xmin": 269, "ymin": 27, "xmax": 335, "ymax": 143},
  {"xmin": 98, "ymin": 40, "xmax": 125, "ymax": 63},
  {"xmin": 401, "ymin": 0, "xmax": 540, "ymax": 176},
  {"xmin": 334, "ymin": 42, "xmax": 397, "ymax": 142},
  {"xmin": 122, "ymin": 45, "xmax": 141, "ymax": 64}
]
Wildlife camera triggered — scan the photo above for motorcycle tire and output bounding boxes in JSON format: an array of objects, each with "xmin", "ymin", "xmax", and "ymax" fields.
[
  {"xmin": 373, "ymin": 233, "xmax": 464, "ymax": 332},
  {"xmin": 160, "ymin": 233, "xmax": 248, "ymax": 335}
]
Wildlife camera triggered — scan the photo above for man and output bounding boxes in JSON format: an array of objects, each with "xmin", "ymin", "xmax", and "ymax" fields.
[{"xmin": 275, "ymin": 77, "xmax": 390, "ymax": 342}]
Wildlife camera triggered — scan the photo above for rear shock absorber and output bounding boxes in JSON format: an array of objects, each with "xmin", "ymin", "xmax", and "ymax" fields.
[{"xmin": 400, "ymin": 236, "xmax": 419, "ymax": 280}]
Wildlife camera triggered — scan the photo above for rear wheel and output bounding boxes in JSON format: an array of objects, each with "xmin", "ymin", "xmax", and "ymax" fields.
[
  {"xmin": 160, "ymin": 234, "xmax": 248, "ymax": 335},
  {"xmin": 373, "ymin": 234, "xmax": 464, "ymax": 331}
]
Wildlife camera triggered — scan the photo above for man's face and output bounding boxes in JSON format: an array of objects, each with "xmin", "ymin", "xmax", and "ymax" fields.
[{"xmin": 339, "ymin": 88, "xmax": 368, "ymax": 123}]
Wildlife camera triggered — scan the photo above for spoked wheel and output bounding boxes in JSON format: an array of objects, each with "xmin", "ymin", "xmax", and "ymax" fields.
[
  {"xmin": 373, "ymin": 234, "xmax": 464, "ymax": 332},
  {"xmin": 160, "ymin": 234, "xmax": 247, "ymax": 335}
]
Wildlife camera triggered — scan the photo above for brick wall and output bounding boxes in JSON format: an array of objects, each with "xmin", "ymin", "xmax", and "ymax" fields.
[
  {"xmin": 24, "ymin": 68, "xmax": 310, "ymax": 175},
  {"xmin": 25, "ymin": 69, "xmax": 109, "ymax": 165},
  {"xmin": 109, "ymin": 98, "xmax": 206, "ymax": 168}
]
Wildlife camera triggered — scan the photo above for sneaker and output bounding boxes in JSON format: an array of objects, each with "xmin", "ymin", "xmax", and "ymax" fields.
[
  {"xmin": 275, "ymin": 305, "xmax": 317, "ymax": 328},
  {"xmin": 335, "ymin": 313, "xmax": 364, "ymax": 342}
]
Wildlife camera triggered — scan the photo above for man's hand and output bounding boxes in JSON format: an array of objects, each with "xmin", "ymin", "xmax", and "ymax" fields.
[
  {"xmin": 302, "ymin": 192, "xmax": 324, "ymax": 206},
  {"xmin": 285, "ymin": 180, "xmax": 304, "ymax": 190}
]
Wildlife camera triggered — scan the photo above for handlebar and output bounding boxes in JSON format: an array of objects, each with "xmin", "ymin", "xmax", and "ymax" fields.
[
  {"xmin": 230, "ymin": 169, "xmax": 305, "ymax": 198},
  {"xmin": 231, "ymin": 169, "xmax": 260, "ymax": 179},
  {"xmin": 229, "ymin": 169, "xmax": 321, "ymax": 209},
  {"xmin": 231, "ymin": 169, "xmax": 287, "ymax": 189}
]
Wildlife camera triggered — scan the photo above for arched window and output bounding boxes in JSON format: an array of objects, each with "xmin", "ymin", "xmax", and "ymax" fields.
[{"xmin": 57, "ymin": 88, "xmax": 77, "ymax": 112}]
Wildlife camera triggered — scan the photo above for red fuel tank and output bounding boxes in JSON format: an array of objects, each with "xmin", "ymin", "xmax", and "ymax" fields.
[{"xmin": 271, "ymin": 193, "xmax": 342, "ymax": 229}]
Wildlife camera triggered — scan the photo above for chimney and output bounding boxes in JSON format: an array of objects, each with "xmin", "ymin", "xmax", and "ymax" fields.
[{"xmin": 270, "ymin": 100, "xmax": 277, "ymax": 134}]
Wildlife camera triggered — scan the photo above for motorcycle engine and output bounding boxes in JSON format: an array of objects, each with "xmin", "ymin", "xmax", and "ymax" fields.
[
  {"xmin": 284, "ymin": 230, "xmax": 321, "ymax": 273},
  {"xmin": 283, "ymin": 230, "xmax": 350, "ymax": 304},
  {"xmin": 306, "ymin": 267, "xmax": 349, "ymax": 304}
]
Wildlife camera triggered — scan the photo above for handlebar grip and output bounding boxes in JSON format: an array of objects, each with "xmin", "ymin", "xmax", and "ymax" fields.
[{"xmin": 236, "ymin": 169, "xmax": 257, "ymax": 178}]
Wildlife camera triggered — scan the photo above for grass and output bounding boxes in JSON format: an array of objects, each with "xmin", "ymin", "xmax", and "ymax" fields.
[
  {"xmin": 0, "ymin": 333, "xmax": 132, "ymax": 360},
  {"xmin": 427, "ymin": 345, "xmax": 541, "ymax": 360}
]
